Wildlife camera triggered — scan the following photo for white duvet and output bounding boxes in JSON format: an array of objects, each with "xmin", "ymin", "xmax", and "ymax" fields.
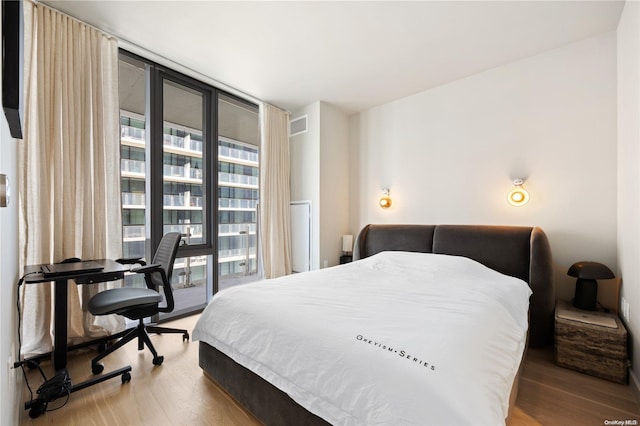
[{"xmin": 193, "ymin": 251, "xmax": 532, "ymax": 426}]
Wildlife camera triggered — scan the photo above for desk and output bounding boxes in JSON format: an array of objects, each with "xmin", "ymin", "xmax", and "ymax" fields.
[{"xmin": 22, "ymin": 259, "xmax": 132, "ymax": 417}]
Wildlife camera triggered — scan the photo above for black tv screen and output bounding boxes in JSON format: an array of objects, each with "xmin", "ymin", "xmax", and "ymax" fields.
[{"xmin": 2, "ymin": 0, "xmax": 23, "ymax": 139}]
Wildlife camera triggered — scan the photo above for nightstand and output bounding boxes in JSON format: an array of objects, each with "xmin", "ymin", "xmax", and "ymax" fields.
[{"xmin": 554, "ymin": 301, "xmax": 628, "ymax": 384}]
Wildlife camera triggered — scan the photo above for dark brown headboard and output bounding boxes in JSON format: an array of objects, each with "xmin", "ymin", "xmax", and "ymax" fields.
[{"xmin": 353, "ymin": 224, "xmax": 554, "ymax": 348}]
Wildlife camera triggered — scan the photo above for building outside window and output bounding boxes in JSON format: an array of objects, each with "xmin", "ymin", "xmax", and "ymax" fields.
[
  {"xmin": 217, "ymin": 137, "xmax": 259, "ymax": 280},
  {"xmin": 120, "ymin": 113, "xmax": 261, "ymax": 292}
]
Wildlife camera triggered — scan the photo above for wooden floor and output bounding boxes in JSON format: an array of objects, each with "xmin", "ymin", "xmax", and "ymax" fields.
[{"xmin": 18, "ymin": 315, "xmax": 640, "ymax": 425}]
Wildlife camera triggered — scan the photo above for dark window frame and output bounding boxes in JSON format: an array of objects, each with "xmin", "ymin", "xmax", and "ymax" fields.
[{"xmin": 119, "ymin": 49, "xmax": 259, "ymax": 298}]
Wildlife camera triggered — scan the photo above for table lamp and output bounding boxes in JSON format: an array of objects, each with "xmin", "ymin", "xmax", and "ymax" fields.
[
  {"xmin": 340, "ymin": 235, "xmax": 353, "ymax": 264},
  {"xmin": 568, "ymin": 261, "xmax": 615, "ymax": 311}
]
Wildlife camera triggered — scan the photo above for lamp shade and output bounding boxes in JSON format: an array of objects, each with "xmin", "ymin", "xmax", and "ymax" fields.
[
  {"xmin": 342, "ymin": 235, "xmax": 353, "ymax": 253},
  {"xmin": 568, "ymin": 262, "xmax": 615, "ymax": 280}
]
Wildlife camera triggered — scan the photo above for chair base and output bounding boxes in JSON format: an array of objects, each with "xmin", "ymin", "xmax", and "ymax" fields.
[
  {"xmin": 146, "ymin": 325, "xmax": 190, "ymax": 342},
  {"xmin": 91, "ymin": 320, "xmax": 189, "ymax": 373}
]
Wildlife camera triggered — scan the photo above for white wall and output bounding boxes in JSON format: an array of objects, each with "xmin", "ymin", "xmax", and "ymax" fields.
[
  {"xmin": 349, "ymin": 32, "xmax": 617, "ymax": 303},
  {"xmin": 291, "ymin": 101, "xmax": 350, "ymax": 269},
  {"xmin": 290, "ymin": 102, "xmax": 321, "ymax": 270},
  {"xmin": 617, "ymin": 0, "xmax": 640, "ymax": 395},
  {"xmin": 319, "ymin": 103, "xmax": 350, "ymax": 266},
  {"xmin": 0, "ymin": 47, "xmax": 21, "ymax": 426}
]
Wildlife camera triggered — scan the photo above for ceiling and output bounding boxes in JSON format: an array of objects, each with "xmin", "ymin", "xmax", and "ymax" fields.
[{"xmin": 44, "ymin": 1, "xmax": 625, "ymax": 115}]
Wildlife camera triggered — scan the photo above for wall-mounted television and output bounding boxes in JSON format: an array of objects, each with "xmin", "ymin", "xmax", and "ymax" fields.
[{"xmin": 2, "ymin": 0, "xmax": 23, "ymax": 139}]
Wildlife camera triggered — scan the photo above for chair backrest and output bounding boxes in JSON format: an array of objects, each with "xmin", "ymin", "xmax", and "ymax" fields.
[{"xmin": 147, "ymin": 232, "xmax": 181, "ymax": 313}]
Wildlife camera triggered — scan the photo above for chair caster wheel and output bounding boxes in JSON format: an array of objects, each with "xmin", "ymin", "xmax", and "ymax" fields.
[
  {"xmin": 92, "ymin": 362, "xmax": 104, "ymax": 374},
  {"xmin": 183, "ymin": 332, "xmax": 189, "ymax": 342},
  {"xmin": 152, "ymin": 356, "xmax": 164, "ymax": 366},
  {"xmin": 28, "ymin": 401, "xmax": 46, "ymax": 418},
  {"xmin": 121, "ymin": 372, "xmax": 131, "ymax": 383}
]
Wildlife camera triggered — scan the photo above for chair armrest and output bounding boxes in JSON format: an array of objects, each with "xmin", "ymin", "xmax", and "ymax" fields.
[
  {"xmin": 116, "ymin": 257, "xmax": 147, "ymax": 266},
  {"xmin": 131, "ymin": 263, "xmax": 168, "ymax": 292},
  {"xmin": 131, "ymin": 263, "xmax": 162, "ymax": 274}
]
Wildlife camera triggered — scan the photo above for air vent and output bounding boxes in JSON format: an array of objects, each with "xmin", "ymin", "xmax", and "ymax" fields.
[{"xmin": 289, "ymin": 115, "xmax": 308, "ymax": 137}]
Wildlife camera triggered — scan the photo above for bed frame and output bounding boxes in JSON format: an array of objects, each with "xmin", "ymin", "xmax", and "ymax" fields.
[{"xmin": 199, "ymin": 224, "xmax": 554, "ymax": 425}]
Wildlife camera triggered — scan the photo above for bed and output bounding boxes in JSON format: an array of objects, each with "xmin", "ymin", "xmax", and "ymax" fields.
[{"xmin": 193, "ymin": 224, "xmax": 554, "ymax": 425}]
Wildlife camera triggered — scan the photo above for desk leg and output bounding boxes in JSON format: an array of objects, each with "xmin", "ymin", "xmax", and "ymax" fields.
[{"xmin": 53, "ymin": 278, "xmax": 68, "ymax": 371}]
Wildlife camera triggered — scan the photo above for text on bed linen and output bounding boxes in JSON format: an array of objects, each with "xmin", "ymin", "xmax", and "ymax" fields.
[{"xmin": 356, "ymin": 335, "xmax": 436, "ymax": 372}]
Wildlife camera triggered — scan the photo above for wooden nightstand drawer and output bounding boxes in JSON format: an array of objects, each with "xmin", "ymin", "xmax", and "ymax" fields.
[{"xmin": 554, "ymin": 301, "xmax": 628, "ymax": 384}]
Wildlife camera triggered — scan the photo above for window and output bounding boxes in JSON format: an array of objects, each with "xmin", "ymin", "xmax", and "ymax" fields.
[
  {"xmin": 118, "ymin": 51, "xmax": 260, "ymax": 319},
  {"xmin": 217, "ymin": 95, "xmax": 260, "ymax": 287}
]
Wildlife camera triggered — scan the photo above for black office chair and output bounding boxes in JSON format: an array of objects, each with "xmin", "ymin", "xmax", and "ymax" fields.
[{"xmin": 88, "ymin": 232, "xmax": 189, "ymax": 374}]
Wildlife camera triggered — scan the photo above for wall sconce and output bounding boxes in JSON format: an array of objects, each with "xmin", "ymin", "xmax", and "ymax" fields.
[
  {"xmin": 568, "ymin": 261, "xmax": 615, "ymax": 311},
  {"xmin": 379, "ymin": 188, "xmax": 392, "ymax": 209},
  {"xmin": 507, "ymin": 179, "xmax": 529, "ymax": 207}
]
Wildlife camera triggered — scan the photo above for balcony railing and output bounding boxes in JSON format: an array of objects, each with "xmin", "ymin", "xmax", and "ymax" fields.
[
  {"xmin": 218, "ymin": 145, "xmax": 258, "ymax": 163},
  {"xmin": 122, "ymin": 192, "xmax": 145, "ymax": 207},
  {"xmin": 163, "ymin": 164, "xmax": 203, "ymax": 181},
  {"xmin": 219, "ymin": 248, "xmax": 257, "ymax": 259},
  {"xmin": 121, "ymin": 125, "xmax": 145, "ymax": 141},
  {"xmin": 124, "ymin": 196, "xmax": 256, "ymax": 216},
  {"xmin": 219, "ymin": 172, "xmax": 258, "ymax": 187},
  {"xmin": 191, "ymin": 169, "xmax": 203, "ymax": 179},
  {"xmin": 163, "ymin": 194, "xmax": 203, "ymax": 208},
  {"xmin": 218, "ymin": 198, "xmax": 258, "ymax": 210},
  {"xmin": 123, "ymin": 165, "xmax": 255, "ymax": 187},
  {"xmin": 122, "ymin": 159, "xmax": 145, "ymax": 175},
  {"xmin": 123, "ymin": 225, "xmax": 145, "ymax": 239},
  {"xmin": 174, "ymin": 256, "xmax": 208, "ymax": 270},
  {"xmin": 218, "ymin": 223, "xmax": 256, "ymax": 235},
  {"xmin": 164, "ymin": 224, "xmax": 203, "ymax": 239},
  {"xmin": 123, "ymin": 126, "xmax": 261, "ymax": 166},
  {"xmin": 164, "ymin": 134, "xmax": 203, "ymax": 154}
]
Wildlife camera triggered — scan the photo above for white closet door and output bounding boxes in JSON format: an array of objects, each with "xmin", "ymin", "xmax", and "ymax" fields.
[{"xmin": 290, "ymin": 202, "xmax": 311, "ymax": 273}]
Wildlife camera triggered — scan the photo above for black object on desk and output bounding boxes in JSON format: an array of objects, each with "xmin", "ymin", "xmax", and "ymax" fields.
[
  {"xmin": 40, "ymin": 260, "xmax": 104, "ymax": 278},
  {"xmin": 22, "ymin": 259, "xmax": 131, "ymax": 417},
  {"xmin": 568, "ymin": 261, "xmax": 615, "ymax": 311}
]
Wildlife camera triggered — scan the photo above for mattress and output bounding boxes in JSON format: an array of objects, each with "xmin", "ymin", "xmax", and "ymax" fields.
[{"xmin": 193, "ymin": 251, "xmax": 532, "ymax": 425}]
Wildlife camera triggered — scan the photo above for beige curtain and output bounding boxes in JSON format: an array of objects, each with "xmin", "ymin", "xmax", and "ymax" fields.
[
  {"xmin": 259, "ymin": 104, "xmax": 292, "ymax": 279},
  {"xmin": 18, "ymin": 1, "xmax": 124, "ymax": 357}
]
